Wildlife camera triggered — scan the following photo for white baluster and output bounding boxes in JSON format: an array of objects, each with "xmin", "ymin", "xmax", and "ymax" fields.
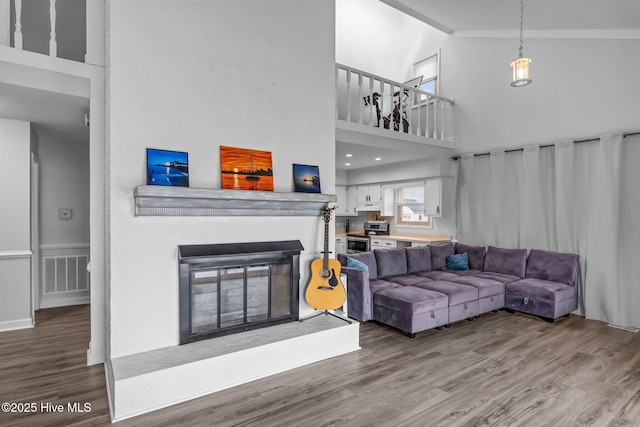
[
  {"xmin": 379, "ymin": 80, "xmax": 384, "ymax": 128},
  {"xmin": 49, "ymin": 0, "xmax": 57, "ymax": 57},
  {"xmin": 389, "ymin": 83, "xmax": 396, "ymax": 130},
  {"xmin": 335, "ymin": 66, "xmax": 339, "ymax": 120},
  {"xmin": 432, "ymin": 98, "xmax": 438, "ymax": 139},
  {"xmin": 357, "ymin": 73, "xmax": 362, "ymax": 124},
  {"xmin": 14, "ymin": 0, "xmax": 22, "ymax": 49},
  {"xmin": 416, "ymin": 89, "xmax": 422, "ymax": 137},
  {"xmin": 425, "ymin": 96, "xmax": 430, "ymax": 138},
  {"xmin": 368, "ymin": 77, "xmax": 373, "ymax": 127},
  {"xmin": 440, "ymin": 99, "xmax": 446, "ymax": 140},
  {"xmin": 346, "ymin": 70, "xmax": 351, "ymax": 123}
]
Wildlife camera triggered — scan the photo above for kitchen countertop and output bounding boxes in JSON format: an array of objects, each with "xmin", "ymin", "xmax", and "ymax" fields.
[
  {"xmin": 373, "ymin": 233, "xmax": 451, "ymax": 244},
  {"xmin": 337, "ymin": 230, "xmax": 451, "ymax": 244}
]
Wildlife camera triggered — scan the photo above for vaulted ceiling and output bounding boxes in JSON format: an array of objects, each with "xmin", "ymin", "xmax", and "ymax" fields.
[{"xmin": 380, "ymin": 0, "xmax": 640, "ymax": 36}]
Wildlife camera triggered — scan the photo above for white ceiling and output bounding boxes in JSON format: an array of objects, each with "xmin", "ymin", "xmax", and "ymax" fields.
[
  {"xmin": 336, "ymin": 140, "xmax": 428, "ymax": 170},
  {"xmin": 0, "ymin": 82, "xmax": 90, "ymax": 142},
  {"xmin": 380, "ymin": 0, "xmax": 640, "ymax": 34}
]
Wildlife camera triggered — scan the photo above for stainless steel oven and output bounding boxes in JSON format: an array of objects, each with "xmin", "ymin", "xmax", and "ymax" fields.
[
  {"xmin": 346, "ymin": 221, "xmax": 390, "ymax": 253},
  {"xmin": 346, "ymin": 235, "xmax": 370, "ymax": 253}
]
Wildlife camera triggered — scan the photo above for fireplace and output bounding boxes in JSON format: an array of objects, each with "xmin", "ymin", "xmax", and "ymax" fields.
[{"xmin": 178, "ymin": 240, "xmax": 303, "ymax": 344}]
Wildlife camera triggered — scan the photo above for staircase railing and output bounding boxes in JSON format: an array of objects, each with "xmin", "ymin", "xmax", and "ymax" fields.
[{"xmin": 336, "ymin": 63, "xmax": 454, "ymax": 141}]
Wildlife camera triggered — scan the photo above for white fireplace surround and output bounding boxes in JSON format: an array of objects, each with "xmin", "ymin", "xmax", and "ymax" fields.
[{"xmin": 134, "ymin": 186, "xmax": 337, "ymax": 217}]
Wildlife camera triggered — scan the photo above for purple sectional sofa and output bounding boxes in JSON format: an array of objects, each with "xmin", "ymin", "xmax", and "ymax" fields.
[{"xmin": 337, "ymin": 243, "xmax": 579, "ymax": 337}]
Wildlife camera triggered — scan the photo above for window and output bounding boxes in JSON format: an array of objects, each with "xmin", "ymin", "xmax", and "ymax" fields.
[
  {"xmin": 396, "ymin": 184, "xmax": 431, "ymax": 226},
  {"xmin": 413, "ymin": 51, "xmax": 440, "ymax": 104}
]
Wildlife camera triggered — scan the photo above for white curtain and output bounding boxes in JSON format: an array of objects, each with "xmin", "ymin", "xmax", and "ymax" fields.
[{"xmin": 456, "ymin": 133, "xmax": 639, "ymax": 329}]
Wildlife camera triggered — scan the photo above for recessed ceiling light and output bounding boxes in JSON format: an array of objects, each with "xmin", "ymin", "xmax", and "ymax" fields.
[
  {"xmin": 345, "ymin": 154, "xmax": 353, "ymax": 157},
  {"xmin": 345, "ymin": 163, "xmax": 351, "ymax": 166},
  {"xmin": 374, "ymin": 157, "xmax": 382, "ymax": 161}
]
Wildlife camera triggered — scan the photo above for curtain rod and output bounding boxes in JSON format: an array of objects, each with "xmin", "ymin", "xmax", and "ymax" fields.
[{"xmin": 451, "ymin": 131, "xmax": 640, "ymax": 160}]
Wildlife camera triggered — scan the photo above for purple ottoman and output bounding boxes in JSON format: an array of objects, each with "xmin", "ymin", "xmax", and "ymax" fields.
[
  {"xmin": 444, "ymin": 275, "xmax": 505, "ymax": 314},
  {"xmin": 415, "ymin": 280, "xmax": 480, "ymax": 323},
  {"xmin": 373, "ymin": 286, "xmax": 448, "ymax": 336}
]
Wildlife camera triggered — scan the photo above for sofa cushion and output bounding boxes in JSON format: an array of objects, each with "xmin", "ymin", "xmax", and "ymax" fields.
[
  {"xmin": 446, "ymin": 269, "xmax": 482, "ymax": 276},
  {"xmin": 369, "ymin": 279, "xmax": 400, "ymax": 294},
  {"xmin": 446, "ymin": 253, "xmax": 469, "ymax": 270},
  {"xmin": 384, "ymin": 274, "xmax": 433, "ymax": 287},
  {"xmin": 414, "ymin": 270, "xmax": 459, "ymax": 281},
  {"xmin": 375, "ymin": 248, "xmax": 408, "ymax": 278},
  {"xmin": 405, "ymin": 245, "xmax": 432, "ymax": 273},
  {"xmin": 506, "ymin": 278, "xmax": 576, "ymax": 304},
  {"xmin": 415, "ymin": 280, "xmax": 479, "ymax": 306},
  {"xmin": 472, "ymin": 271, "xmax": 521, "ymax": 284},
  {"xmin": 430, "ymin": 242, "xmax": 454, "ymax": 270},
  {"xmin": 341, "ymin": 251, "xmax": 378, "ymax": 279},
  {"xmin": 484, "ymin": 246, "xmax": 527, "ymax": 278},
  {"xmin": 525, "ymin": 249, "xmax": 579, "ymax": 286},
  {"xmin": 347, "ymin": 257, "xmax": 369, "ymax": 273},
  {"xmin": 455, "ymin": 243, "xmax": 486, "ymax": 271},
  {"xmin": 444, "ymin": 275, "xmax": 505, "ymax": 298},
  {"xmin": 374, "ymin": 286, "xmax": 448, "ymax": 314}
]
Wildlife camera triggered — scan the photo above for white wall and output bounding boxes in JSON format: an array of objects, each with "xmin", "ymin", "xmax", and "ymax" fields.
[
  {"xmin": 411, "ymin": 29, "xmax": 640, "ymax": 153},
  {"xmin": 38, "ymin": 138, "xmax": 90, "ymax": 246},
  {"xmin": 0, "ymin": 118, "xmax": 32, "ymax": 329},
  {"xmin": 106, "ymin": 0, "xmax": 336, "ymax": 358},
  {"xmin": 336, "ymin": 0, "xmax": 426, "ymax": 82}
]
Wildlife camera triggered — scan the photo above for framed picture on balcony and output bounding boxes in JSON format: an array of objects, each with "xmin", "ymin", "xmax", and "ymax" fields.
[
  {"xmin": 146, "ymin": 148, "xmax": 189, "ymax": 187},
  {"xmin": 220, "ymin": 146, "xmax": 274, "ymax": 191},
  {"xmin": 292, "ymin": 164, "xmax": 321, "ymax": 193}
]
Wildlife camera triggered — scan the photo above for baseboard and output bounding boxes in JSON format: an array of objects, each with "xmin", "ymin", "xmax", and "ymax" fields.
[
  {"xmin": 607, "ymin": 323, "xmax": 639, "ymax": 332},
  {"xmin": 39, "ymin": 294, "xmax": 90, "ymax": 309},
  {"xmin": 87, "ymin": 341, "xmax": 105, "ymax": 366},
  {"xmin": 0, "ymin": 317, "xmax": 34, "ymax": 332}
]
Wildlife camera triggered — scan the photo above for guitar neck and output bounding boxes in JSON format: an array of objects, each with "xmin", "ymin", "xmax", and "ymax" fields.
[{"xmin": 323, "ymin": 217, "xmax": 330, "ymax": 269}]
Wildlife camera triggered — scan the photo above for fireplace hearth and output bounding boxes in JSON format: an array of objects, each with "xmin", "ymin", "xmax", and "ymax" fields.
[{"xmin": 178, "ymin": 240, "xmax": 303, "ymax": 344}]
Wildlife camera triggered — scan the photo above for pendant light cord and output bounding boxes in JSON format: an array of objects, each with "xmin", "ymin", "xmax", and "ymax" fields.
[{"xmin": 519, "ymin": 0, "xmax": 525, "ymax": 58}]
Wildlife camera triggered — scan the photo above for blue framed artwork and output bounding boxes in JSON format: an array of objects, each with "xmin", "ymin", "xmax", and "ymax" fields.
[
  {"xmin": 146, "ymin": 148, "xmax": 189, "ymax": 187},
  {"xmin": 292, "ymin": 164, "xmax": 321, "ymax": 193}
]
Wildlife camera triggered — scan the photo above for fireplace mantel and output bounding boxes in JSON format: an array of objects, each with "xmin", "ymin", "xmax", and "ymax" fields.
[{"xmin": 134, "ymin": 186, "xmax": 337, "ymax": 217}]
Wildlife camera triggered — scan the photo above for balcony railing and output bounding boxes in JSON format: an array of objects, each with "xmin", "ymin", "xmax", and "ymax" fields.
[
  {"xmin": 336, "ymin": 63, "xmax": 454, "ymax": 142},
  {"xmin": 2, "ymin": 0, "xmax": 90, "ymax": 63}
]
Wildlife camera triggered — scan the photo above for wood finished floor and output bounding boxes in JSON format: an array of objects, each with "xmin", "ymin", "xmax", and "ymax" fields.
[{"xmin": 1, "ymin": 305, "xmax": 639, "ymax": 426}]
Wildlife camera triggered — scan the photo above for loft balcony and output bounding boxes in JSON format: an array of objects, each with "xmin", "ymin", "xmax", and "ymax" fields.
[
  {"xmin": 336, "ymin": 63, "xmax": 455, "ymax": 159},
  {"xmin": 1, "ymin": 0, "xmax": 103, "ymax": 66}
]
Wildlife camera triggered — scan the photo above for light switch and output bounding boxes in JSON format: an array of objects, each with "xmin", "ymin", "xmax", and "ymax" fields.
[{"xmin": 59, "ymin": 208, "xmax": 72, "ymax": 220}]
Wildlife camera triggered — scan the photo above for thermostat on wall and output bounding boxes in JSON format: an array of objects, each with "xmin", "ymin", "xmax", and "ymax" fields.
[{"xmin": 59, "ymin": 208, "xmax": 72, "ymax": 220}]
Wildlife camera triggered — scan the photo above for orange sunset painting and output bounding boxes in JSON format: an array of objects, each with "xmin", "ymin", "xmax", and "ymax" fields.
[{"xmin": 220, "ymin": 146, "xmax": 274, "ymax": 191}]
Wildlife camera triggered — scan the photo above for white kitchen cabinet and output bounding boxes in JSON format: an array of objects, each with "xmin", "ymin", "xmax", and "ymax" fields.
[
  {"xmin": 357, "ymin": 184, "xmax": 382, "ymax": 211},
  {"xmin": 348, "ymin": 186, "xmax": 358, "ymax": 215},
  {"xmin": 424, "ymin": 178, "xmax": 442, "ymax": 217},
  {"xmin": 411, "ymin": 242, "xmax": 430, "ymax": 247},
  {"xmin": 371, "ymin": 238, "xmax": 395, "ymax": 249},
  {"xmin": 335, "ymin": 236, "xmax": 347, "ymax": 254},
  {"xmin": 335, "ymin": 186, "xmax": 357, "ymax": 216}
]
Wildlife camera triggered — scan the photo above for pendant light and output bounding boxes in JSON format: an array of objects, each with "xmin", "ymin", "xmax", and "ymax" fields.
[{"xmin": 510, "ymin": 0, "xmax": 532, "ymax": 87}]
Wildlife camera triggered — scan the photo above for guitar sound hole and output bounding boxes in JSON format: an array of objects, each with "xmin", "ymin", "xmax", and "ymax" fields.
[{"xmin": 320, "ymin": 268, "xmax": 331, "ymax": 279}]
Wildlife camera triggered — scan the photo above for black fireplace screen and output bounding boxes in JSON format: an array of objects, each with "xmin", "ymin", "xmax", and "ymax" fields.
[{"xmin": 179, "ymin": 241, "xmax": 303, "ymax": 344}]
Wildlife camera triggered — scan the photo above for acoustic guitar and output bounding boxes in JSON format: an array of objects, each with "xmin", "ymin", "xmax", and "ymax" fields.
[{"xmin": 305, "ymin": 206, "xmax": 346, "ymax": 311}]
